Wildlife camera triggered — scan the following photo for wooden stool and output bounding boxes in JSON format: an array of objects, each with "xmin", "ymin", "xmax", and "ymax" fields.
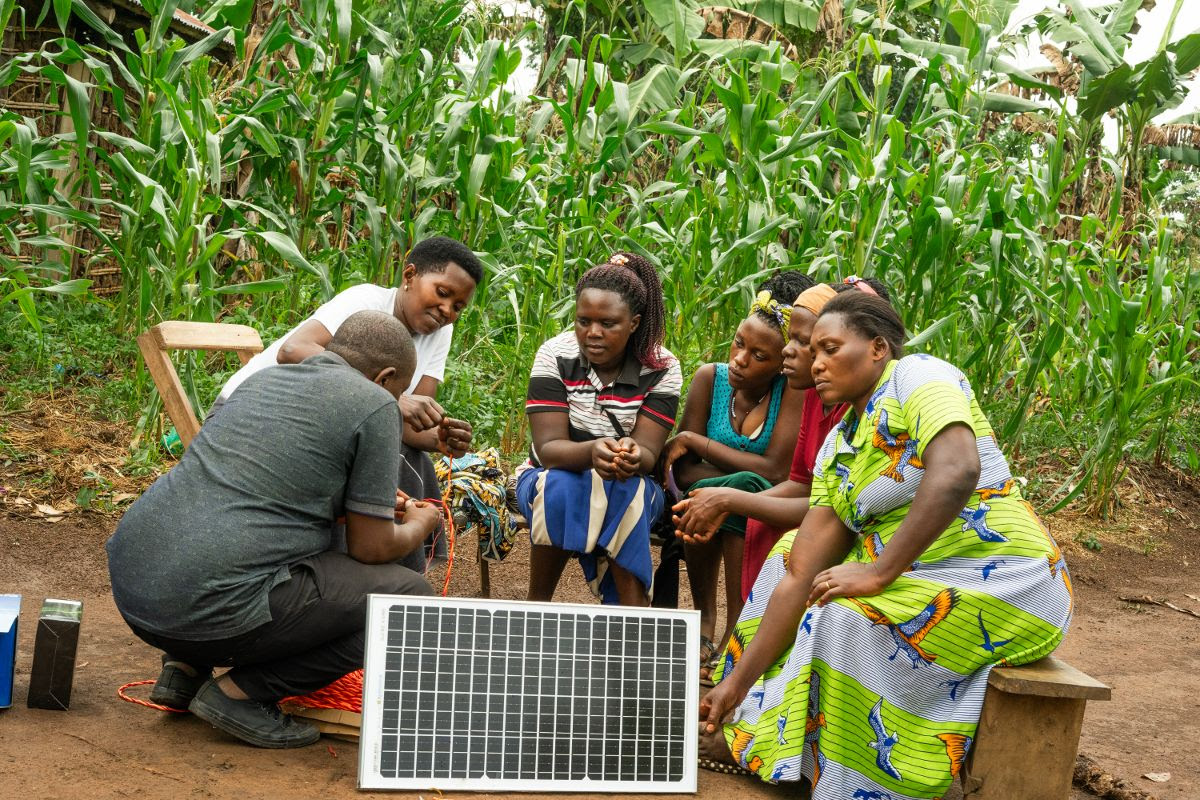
[
  {"xmin": 963, "ymin": 655, "xmax": 1110, "ymax": 799},
  {"xmin": 136, "ymin": 321, "xmax": 264, "ymax": 449}
]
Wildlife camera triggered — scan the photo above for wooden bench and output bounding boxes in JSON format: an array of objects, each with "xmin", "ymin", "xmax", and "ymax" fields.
[
  {"xmin": 136, "ymin": 321, "xmax": 264, "ymax": 450},
  {"xmin": 963, "ymin": 655, "xmax": 1110, "ymax": 799}
]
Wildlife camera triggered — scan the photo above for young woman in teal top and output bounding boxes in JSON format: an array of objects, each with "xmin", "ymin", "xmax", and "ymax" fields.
[{"xmin": 660, "ymin": 271, "xmax": 810, "ymax": 677}]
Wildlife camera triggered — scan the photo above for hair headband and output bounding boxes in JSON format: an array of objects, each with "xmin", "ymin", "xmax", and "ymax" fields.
[
  {"xmin": 750, "ymin": 290, "xmax": 792, "ymax": 339},
  {"xmin": 794, "ymin": 284, "xmax": 838, "ymax": 316},
  {"xmin": 605, "ymin": 253, "xmax": 643, "ymax": 287},
  {"xmin": 843, "ymin": 275, "xmax": 879, "ymax": 296}
]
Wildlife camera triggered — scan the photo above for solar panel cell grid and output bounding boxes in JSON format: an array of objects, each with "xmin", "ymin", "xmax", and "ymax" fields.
[{"xmin": 360, "ymin": 597, "xmax": 698, "ymax": 792}]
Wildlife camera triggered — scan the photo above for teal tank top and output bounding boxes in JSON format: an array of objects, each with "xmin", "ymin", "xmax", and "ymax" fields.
[{"xmin": 706, "ymin": 363, "xmax": 786, "ymax": 455}]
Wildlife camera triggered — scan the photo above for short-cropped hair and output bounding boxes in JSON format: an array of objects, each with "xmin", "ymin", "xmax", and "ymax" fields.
[
  {"xmin": 327, "ymin": 310, "xmax": 416, "ymax": 382},
  {"xmin": 409, "ymin": 236, "xmax": 483, "ymax": 284}
]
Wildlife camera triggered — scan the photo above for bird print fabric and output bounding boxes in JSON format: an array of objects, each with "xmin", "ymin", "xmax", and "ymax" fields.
[
  {"xmin": 867, "ymin": 699, "xmax": 903, "ymax": 780},
  {"xmin": 850, "ymin": 588, "xmax": 959, "ymax": 668},
  {"xmin": 873, "ymin": 409, "xmax": 924, "ymax": 481},
  {"xmin": 936, "ymin": 732, "xmax": 972, "ymax": 779},
  {"xmin": 709, "ymin": 355, "xmax": 1072, "ymax": 799}
]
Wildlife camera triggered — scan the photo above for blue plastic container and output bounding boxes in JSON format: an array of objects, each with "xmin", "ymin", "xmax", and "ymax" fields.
[{"xmin": 0, "ymin": 594, "xmax": 19, "ymax": 708}]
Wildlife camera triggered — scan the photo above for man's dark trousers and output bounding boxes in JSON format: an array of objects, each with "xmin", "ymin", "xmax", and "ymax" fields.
[{"xmin": 129, "ymin": 552, "xmax": 432, "ymax": 701}]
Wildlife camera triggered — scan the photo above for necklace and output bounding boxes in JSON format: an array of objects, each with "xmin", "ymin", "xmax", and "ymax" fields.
[{"xmin": 731, "ymin": 386, "xmax": 770, "ymax": 430}]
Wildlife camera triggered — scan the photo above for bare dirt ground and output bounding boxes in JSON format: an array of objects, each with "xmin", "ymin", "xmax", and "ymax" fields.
[{"xmin": 2, "ymin": 403, "xmax": 1198, "ymax": 799}]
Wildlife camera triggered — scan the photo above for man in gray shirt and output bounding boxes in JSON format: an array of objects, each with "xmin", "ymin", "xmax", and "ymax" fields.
[{"xmin": 107, "ymin": 311, "xmax": 441, "ymax": 748}]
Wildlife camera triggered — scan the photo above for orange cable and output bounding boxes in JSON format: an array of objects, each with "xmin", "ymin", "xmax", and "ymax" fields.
[
  {"xmin": 117, "ymin": 679, "xmax": 189, "ymax": 713},
  {"xmin": 420, "ymin": 494, "xmax": 455, "ymax": 597}
]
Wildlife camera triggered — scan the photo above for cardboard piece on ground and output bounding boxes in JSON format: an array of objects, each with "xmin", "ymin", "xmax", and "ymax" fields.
[
  {"xmin": 281, "ymin": 703, "xmax": 362, "ymax": 741},
  {"xmin": 0, "ymin": 594, "xmax": 20, "ymax": 708}
]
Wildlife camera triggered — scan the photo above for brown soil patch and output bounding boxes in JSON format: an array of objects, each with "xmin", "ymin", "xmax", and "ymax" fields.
[{"xmin": 1049, "ymin": 466, "xmax": 1200, "ymax": 800}]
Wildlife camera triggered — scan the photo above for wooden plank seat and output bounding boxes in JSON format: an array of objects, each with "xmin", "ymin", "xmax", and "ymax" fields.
[{"xmin": 963, "ymin": 655, "xmax": 1111, "ymax": 799}]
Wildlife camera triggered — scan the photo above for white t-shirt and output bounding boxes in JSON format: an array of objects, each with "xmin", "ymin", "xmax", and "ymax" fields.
[{"xmin": 218, "ymin": 284, "xmax": 453, "ymax": 400}]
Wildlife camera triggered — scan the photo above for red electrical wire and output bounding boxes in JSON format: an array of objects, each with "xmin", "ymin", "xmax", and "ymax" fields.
[
  {"xmin": 419, "ymin": 493, "xmax": 455, "ymax": 597},
  {"xmin": 117, "ymin": 679, "xmax": 189, "ymax": 713},
  {"xmin": 282, "ymin": 670, "xmax": 364, "ymax": 713}
]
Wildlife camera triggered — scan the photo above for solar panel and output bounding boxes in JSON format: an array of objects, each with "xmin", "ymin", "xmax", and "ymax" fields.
[{"xmin": 359, "ymin": 596, "xmax": 699, "ymax": 792}]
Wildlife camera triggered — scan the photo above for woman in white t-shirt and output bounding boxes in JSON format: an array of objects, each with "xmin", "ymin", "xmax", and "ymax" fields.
[
  {"xmin": 216, "ymin": 236, "xmax": 481, "ymax": 458},
  {"xmin": 214, "ymin": 237, "xmax": 480, "ymax": 573}
]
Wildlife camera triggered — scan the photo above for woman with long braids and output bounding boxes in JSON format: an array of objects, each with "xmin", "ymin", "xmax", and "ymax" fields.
[
  {"xmin": 516, "ymin": 253, "xmax": 682, "ymax": 606},
  {"xmin": 698, "ymin": 292, "xmax": 1072, "ymax": 800},
  {"xmin": 659, "ymin": 271, "xmax": 811, "ymax": 678}
]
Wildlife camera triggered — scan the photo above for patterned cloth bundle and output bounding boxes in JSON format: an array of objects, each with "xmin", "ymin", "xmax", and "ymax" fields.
[{"xmin": 433, "ymin": 447, "xmax": 516, "ymax": 562}]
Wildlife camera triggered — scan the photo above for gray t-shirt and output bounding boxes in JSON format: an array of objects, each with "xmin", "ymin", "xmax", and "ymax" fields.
[{"xmin": 107, "ymin": 352, "xmax": 400, "ymax": 640}]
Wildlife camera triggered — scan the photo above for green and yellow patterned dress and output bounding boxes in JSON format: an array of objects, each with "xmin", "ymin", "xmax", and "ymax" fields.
[{"xmin": 712, "ymin": 354, "xmax": 1072, "ymax": 799}]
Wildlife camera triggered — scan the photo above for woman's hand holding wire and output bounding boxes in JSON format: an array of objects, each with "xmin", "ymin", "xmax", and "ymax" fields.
[{"xmin": 399, "ymin": 394, "xmax": 445, "ymax": 431}]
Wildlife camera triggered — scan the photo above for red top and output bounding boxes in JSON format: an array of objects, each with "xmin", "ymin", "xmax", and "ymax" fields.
[{"xmin": 741, "ymin": 389, "xmax": 847, "ymax": 600}]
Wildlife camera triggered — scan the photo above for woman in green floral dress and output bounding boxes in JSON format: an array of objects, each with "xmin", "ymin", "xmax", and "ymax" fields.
[{"xmin": 699, "ymin": 291, "xmax": 1073, "ymax": 800}]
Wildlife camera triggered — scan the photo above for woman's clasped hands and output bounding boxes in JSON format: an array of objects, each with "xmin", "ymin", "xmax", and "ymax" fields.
[
  {"xmin": 592, "ymin": 436, "xmax": 642, "ymax": 481},
  {"xmin": 670, "ymin": 488, "xmax": 731, "ymax": 545}
]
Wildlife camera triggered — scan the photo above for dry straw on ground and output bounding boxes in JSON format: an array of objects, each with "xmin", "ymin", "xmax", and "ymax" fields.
[{"xmin": 0, "ymin": 392, "xmax": 160, "ymax": 520}]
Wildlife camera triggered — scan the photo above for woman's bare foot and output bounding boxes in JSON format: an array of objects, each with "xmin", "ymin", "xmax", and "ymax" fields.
[
  {"xmin": 698, "ymin": 725, "xmax": 735, "ymax": 764},
  {"xmin": 699, "ymin": 635, "xmax": 719, "ymax": 684}
]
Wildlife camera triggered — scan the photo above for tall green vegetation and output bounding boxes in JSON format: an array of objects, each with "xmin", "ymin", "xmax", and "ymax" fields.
[{"xmin": 1, "ymin": 0, "xmax": 1197, "ymax": 517}]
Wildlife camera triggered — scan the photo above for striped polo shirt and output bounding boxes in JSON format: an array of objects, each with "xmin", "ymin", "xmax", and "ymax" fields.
[{"xmin": 525, "ymin": 330, "xmax": 682, "ymax": 461}]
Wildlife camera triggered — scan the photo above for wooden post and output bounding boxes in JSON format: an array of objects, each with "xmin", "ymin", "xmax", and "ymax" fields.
[
  {"xmin": 962, "ymin": 656, "xmax": 1110, "ymax": 800},
  {"xmin": 479, "ymin": 556, "xmax": 491, "ymax": 599}
]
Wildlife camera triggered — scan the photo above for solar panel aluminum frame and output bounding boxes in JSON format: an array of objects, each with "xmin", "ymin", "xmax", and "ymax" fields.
[{"xmin": 359, "ymin": 595, "xmax": 700, "ymax": 793}]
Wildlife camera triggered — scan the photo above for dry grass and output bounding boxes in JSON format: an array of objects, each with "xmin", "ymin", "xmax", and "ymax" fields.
[
  {"xmin": 1051, "ymin": 464, "xmax": 1200, "ymax": 561},
  {"xmin": 0, "ymin": 391, "xmax": 163, "ymax": 521}
]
